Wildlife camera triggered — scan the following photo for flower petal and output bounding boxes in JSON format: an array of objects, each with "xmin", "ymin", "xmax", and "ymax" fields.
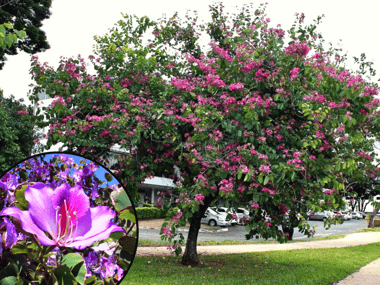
[
  {"xmin": 0, "ymin": 207, "xmax": 55, "ymax": 246},
  {"xmin": 52, "ymin": 183, "xmax": 92, "ymax": 238},
  {"xmin": 70, "ymin": 206, "xmax": 125, "ymax": 250},
  {"xmin": 53, "ymin": 183, "xmax": 91, "ymax": 221},
  {"xmin": 25, "ymin": 182, "xmax": 58, "ymax": 239},
  {"xmin": 69, "ymin": 223, "xmax": 125, "ymax": 250}
]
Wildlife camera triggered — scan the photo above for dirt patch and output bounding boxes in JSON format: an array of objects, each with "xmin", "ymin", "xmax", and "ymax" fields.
[{"xmin": 138, "ymin": 219, "xmax": 165, "ymax": 229}]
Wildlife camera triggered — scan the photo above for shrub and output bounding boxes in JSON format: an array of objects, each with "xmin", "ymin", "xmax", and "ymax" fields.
[
  {"xmin": 142, "ymin": 203, "xmax": 153, "ymax": 207},
  {"xmin": 374, "ymin": 220, "xmax": 380, "ymax": 228},
  {"xmin": 136, "ymin": 206, "xmax": 166, "ymax": 219}
]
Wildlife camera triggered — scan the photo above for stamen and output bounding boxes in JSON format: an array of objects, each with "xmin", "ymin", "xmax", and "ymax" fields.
[{"xmin": 55, "ymin": 206, "xmax": 60, "ymax": 239}]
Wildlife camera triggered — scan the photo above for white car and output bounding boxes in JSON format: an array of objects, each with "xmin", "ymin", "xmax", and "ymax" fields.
[
  {"xmin": 351, "ymin": 212, "xmax": 363, "ymax": 219},
  {"xmin": 341, "ymin": 211, "xmax": 352, "ymax": 220},
  {"xmin": 202, "ymin": 208, "xmax": 233, "ymax": 227},
  {"xmin": 210, "ymin": 207, "xmax": 239, "ymax": 225},
  {"xmin": 236, "ymin": 208, "xmax": 250, "ymax": 224}
]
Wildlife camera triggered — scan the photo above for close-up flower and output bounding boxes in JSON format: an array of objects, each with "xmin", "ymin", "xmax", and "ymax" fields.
[
  {"xmin": 0, "ymin": 153, "xmax": 137, "ymax": 284},
  {"xmin": 0, "ymin": 182, "xmax": 126, "ymax": 250}
]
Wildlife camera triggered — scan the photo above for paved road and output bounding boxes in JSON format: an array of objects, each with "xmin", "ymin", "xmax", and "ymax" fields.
[{"xmin": 138, "ymin": 219, "xmax": 368, "ymax": 242}]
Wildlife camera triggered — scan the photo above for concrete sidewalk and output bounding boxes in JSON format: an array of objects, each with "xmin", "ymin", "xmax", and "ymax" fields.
[{"xmin": 136, "ymin": 231, "xmax": 380, "ymax": 284}]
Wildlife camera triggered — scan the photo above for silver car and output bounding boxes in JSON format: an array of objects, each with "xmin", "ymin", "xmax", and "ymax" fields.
[
  {"xmin": 308, "ymin": 211, "xmax": 333, "ymax": 221},
  {"xmin": 202, "ymin": 208, "xmax": 232, "ymax": 227}
]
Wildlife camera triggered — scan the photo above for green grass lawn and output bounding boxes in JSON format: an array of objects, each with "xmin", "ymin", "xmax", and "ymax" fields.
[{"xmin": 122, "ymin": 242, "xmax": 380, "ymax": 285}]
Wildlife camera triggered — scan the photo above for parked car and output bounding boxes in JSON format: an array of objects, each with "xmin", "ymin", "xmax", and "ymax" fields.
[
  {"xmin": 333, "ymin": 211, "xmax": 351, "ymax": 220},
  {"xmin": 210, "ymin": 207, "xmax": 239, "ymax": 225},
  {"xmin": 351, "ymin": 212, "xmax": 363, "ymax": 219},
  {"xmin": 308, "ymin": 211, "xmax": 333, "ymax": 221},
  {"xmin": 341, "ymin": 211, "xmax": 352, "ymax": 220},
  {"xmin": 333, "ymin": 211, "xmax": 344, "ymax": 219},
  {"xmin": 202, "ymin": 208, "xmax": 233, "ymax": 227},
  {"xmin": 236, "ymin": 208, "xmax": 250, "ymax": 224}
]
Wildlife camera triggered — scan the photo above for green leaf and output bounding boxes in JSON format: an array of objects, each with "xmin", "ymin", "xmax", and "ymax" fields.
[
  {"xmin": 85, "ymin": 276, "xmax": 95, "ymax": 284},
  {"xmin": 19, "ymin": 171, "xmax": 28, "ymax": 181},
  {"xmin": 0, "ymin": 276, "xmax": 18, "ymax": 285},
  {"xmin": 53, "ymin": 265, "xmax": 77, "ymax": 285},
  {"xmin": 258, "ymin": 173, "xmax": 263, "ymax": 184},
  {"xmin": 104, "ymin": 172, "xmax": 113, "ymax": 182},
  {"xmin": 11, "ymin": 241, "xmax": 28, "ymax": 255},
  {"xmin": 61, "ymin": 253, "xmax": 86, "ymax": 284},
  {"xmin": 263, "ymin": 176, "xmax": 269, "ymax": 185},
  {"xmin": 237, "ymin": 169, "xmax": 242, "ymax": 180},
  {"xmin": 3, "ymin": 23, "xmax": 13, "ymax": 29},
  {"xmin": 119, "ymin": 209, "xmax": 136, "ymax": 223},
  {"xmin": 111, "ymin": 189, "xmax": 132, "ymax": 211},
  {"xmin": 0, "ymin": 264, "xmax": 18, "ymax": 281},
  {"xmin": 291, "ymin": 172, "xmax": 296, "ymax": 181},
  {"xmin": 119, "ymin": 236, "xmax": 137, "ymax": 255},
  {"xmin": 14, "ymin": 184, "xmax": 29, "ymax": 210}
]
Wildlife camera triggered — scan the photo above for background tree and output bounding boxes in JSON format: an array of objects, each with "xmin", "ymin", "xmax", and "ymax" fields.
[
  {"xmin": 0, "ymin": 89, "xmax": 24, "ymax": 174},
  {"xmin": 0, "ymin": 0, "xmax": 52, "ymax": 69},
  {"xmin": 0, "ymin": 21, "xmax": 34, "ymax": 174},
  {"xmin": 30, "ymin": 3, "xmax": 380, "ymax": 265},
  {"xmin": 0, "ymin": 91, "xmax": 39, "ymax": 174}
]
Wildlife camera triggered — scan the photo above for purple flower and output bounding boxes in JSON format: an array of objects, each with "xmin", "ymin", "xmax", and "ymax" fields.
[
  {"xmin": 0, "ymin": 173, "xmax": 18, "ymax": 192},
  {"xmin": 0, "ymin": 173, "xmax": 18, "ymax": 207},
  {"xmin": 46, "ymin": 247, "xmax": 61, "ymax": 268},
  {"xmin": 0, "ymin": 182, "xmax": 125, "ymax": 250},
  {"xmin": 0, "ymin": 217, "xmax": 19, "ymax": 254},
  {"xmin": 94, "ymin": 254, "xmax": 124, "ymax": 281}
]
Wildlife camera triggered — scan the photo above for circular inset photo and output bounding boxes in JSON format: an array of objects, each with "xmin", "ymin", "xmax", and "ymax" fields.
[{"xmin": 0, "ymin": 152, "xmax": 138, "ymax": 285}]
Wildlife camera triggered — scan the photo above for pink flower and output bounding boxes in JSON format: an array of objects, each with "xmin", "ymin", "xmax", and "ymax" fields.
[
  {"xmin": 258, "ymin": 136, "xmax": 266, "ymax": 142},
  {"xmin": 259, "ymin": 165, "xmax": 271, "ymax": 175},
  {"xmin": 250, "ymin": 201, "xmax": 259, "ymax": 209},
  {"xmin": 289, "ymin": 67, "xmax": 300, "ymax": 81},
  {"xmin": 194, "ymin": 193, "xmax": 205, "ymax": 204},
  {"xmin": 162, "ymin": 227, "xmax": 174, "ymax": 238},
  {"xmin": 229, "ymin": 82, "xmax": 244, "ymax": 91},
  {"xmin": 262, "ymin": 187, "xmax": 276, "ymax": 195},
  {"xmin": 285, "ymin": 42, "xmax": 310, "ymax": 58}
]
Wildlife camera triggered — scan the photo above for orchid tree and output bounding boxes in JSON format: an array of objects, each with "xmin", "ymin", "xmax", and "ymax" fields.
[
  {"xmin": 0, "ymin": 153, "xmax": 137, "ymax": 284},
  {"xmin": 29, "ymin": 2, "xmax": 380, "ymax": 265}
]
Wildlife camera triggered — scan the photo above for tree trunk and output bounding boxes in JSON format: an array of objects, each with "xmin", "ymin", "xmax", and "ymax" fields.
[
  {"xmin": 368, "ymin": 208, "xmax": 379, "ymax": 228},
  {"xmin": 181, "ymin": 195, "xmax": 214, "ymax": 266},
  {"xmin": 181, "ymin": 215, "xmax": 202, "ymax": 266},
  {"xmin": 282, "ymin": 224, "xmax": 294, "ymax": 240}
]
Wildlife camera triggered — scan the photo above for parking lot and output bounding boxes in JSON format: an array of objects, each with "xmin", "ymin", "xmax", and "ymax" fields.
[{"xmin": 139, "ymin": 218, "xmax": 368, "ymax": 242}]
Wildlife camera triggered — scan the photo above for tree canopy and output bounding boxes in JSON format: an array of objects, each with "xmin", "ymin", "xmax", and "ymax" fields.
[
  {"xmin": 0, "ymin": 0, "xmax": 52, "ymax": 69},
  {"xmin": 0, "ymin": 92, "xmax": 38, "ymax": 174},
  {"xmin": 30, "ymin": 2, "xmax": 380, "ymax": 265}
]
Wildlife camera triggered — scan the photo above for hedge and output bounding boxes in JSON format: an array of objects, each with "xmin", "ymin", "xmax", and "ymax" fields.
[{"xmin": 136, "ymin": 206, "xmax": 166, "ymax": 220}]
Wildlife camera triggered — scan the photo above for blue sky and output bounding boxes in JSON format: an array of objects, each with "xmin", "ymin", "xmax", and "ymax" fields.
[{"xmin": 42, "ymin": 153, "xmax": 120, "ymax": 187}]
